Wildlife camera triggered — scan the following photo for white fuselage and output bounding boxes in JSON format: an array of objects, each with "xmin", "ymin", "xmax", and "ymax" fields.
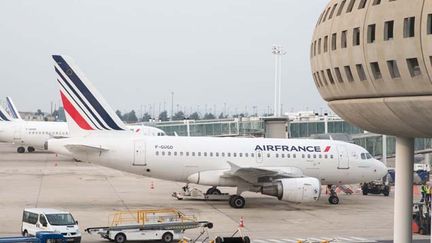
[
  {"xmin": 0, "ymin": 120, "xmax": 165, "ymax": 151},
  {"xmin": 48, "ymin": 134, "xmax": 388, "ymax": 186}
]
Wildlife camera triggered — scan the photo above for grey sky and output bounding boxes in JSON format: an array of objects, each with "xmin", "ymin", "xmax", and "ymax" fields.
[{"xmin": 0, "ymin": 0, "xmax": 329, "ymax": 116}]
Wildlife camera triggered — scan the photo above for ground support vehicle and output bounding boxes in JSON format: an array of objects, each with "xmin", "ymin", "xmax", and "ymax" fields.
[
  {"xmin": 0, "ymin": 231, "xmax": 65, "ymax": 243},
  {"xmin": 412, "ymin": 202, "xmax": 431, "ymax": 235},
  {"xmin": 86, "ymin": 209, "xmax": 213, "ymax": 243},
  {"xmin": 172, "ymin": 187, "xmax": 231, "ymax": 201}
]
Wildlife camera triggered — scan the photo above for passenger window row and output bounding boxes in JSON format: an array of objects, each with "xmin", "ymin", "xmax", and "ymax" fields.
[
  {"xmin": 155, "ymin": 151, "xmax": 335, "ymax": 159},
  {"xmin": 28, "ymin": 131, "xmax": 69, "ymax": 136},
  {"xmin": 313, "ymin": 57, "xmax": 423, "ymax": 87}
]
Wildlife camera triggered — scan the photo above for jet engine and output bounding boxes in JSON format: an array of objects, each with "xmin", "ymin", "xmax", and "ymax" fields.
[{"xmin": 261, "ymin": 177, "xmax": 321, "ymax": 203}]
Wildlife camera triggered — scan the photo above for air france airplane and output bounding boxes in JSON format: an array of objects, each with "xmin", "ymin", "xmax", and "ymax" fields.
[
  {"xmin": 46, "ymin": 55, "xmax": 388, "ymax": 208},
  {"xmin": 0, "ymin": 97, "xmax": 166, "ymax": 154}
]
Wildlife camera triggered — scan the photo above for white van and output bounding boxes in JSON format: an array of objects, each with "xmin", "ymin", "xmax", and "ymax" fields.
[{"xmin": 21, "ymin": 208, "xmax": 81, "ymax": 243}]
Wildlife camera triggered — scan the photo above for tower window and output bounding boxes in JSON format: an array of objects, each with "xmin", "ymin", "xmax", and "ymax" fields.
[
  {"xmin": 372, "ymin": 0, "xmax": 381, "ymax": 5},
  {"xmin": 341, "ymin": 30, "xmax": 347, "ymax": 48},
  {"xmin": 387, "ymin": 60, "xmax": 401, "ymax": 79},
  {"xmin": 367, "ymin": 24, "xmax": 376, "ymax": 43},
  {"xmin": 332, "ymin": 33, "xmax": 337, "ymax": 50},
  {"xmin": 322, "ymin": 7, "xmax": 331, "ymax": 22},
  {"xmin": 404, "ymin": 17, "xmax": 415, "ymax": 38},
  {"xmin": 356, "ymin": 64, "xmax": 367, "ymax": 81},
  {"xmin": 321, "ymin": 70, "xmax": 328, "ymax": 85},
  {"xmin": 358, "ymin": 0, "xmax": 367, "ymax": 9},
  {"xmin": 344, "ymin": 66, "xmax": 354, "ymax": 82},
  {"xmin": 428, "ymin": 14, "xmax": 432, "ymax": 35},
  {"xmin": 334, "ymin": 67, "xmax": 344, "ymax": 83},
  {"xmin": 353, "ymin": 27, "xmax": 361, "ymax": 46},
  {"xmin": 346, "ymin": 0, "xmax": 356, "ymax": 13},
  {"xmin": 370, "ymin": 62, "xmax": 382, "ymax": 80},
  {"xmin": 384, "ymin": 21, "xmax": 394, "ymax": 41},
  {"xmin": 407, "ymin": 58, "xmax": 422, "ymax": 77},
  {"xmin": 318, "ymin": 38, "xmax": 322, "ymax": 54},
  {"xmin": 337, "ymin": 0, "xmax": 347, "ymax": 16},
  {"xmin": 329, "ymin": 4, "xmax": 338, "ymax": 19},
  {"xmin": 326, "ymin": 69, "xmax": 335, "ymax": 84},
  {"xmin": 324, "ymin": 36, "xmax": 329, "ymax": 52}
]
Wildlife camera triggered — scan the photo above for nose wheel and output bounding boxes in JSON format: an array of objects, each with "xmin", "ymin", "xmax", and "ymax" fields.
[{"xmin": 327, "ymin": 185, "xmax": 339, "ymax": 205}]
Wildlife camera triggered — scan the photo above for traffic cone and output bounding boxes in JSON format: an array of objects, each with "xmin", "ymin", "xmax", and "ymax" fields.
[{"xmin": 239, "ymin": 217, "xmax": 244, "ymax": 228}]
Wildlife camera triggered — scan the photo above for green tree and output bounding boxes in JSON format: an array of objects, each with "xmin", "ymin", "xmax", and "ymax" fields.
[
  {"xmin": 218, "ymin": 112, "xmax": 227, "ymax": 119},
  {"xmin": 173, "ymin": 111, "xmax": 185, "ymax": 120},
  {"xmin": 188, "ymin": 112, "xmax": 200, "ymax": 120},
  {"xmin": 204, "ymin": 113, "xmax": 216, "ymax": 120},
  {"xmin": 142, "ymin": 112, "xmax": 152, "ymax": 122},
  {"xmin": 123, "ymin": 110, "xmax": 138, "ymax": 123},
  {"xmin": 115, "ymin": 110, "xmax": 123, "ymax": 120},
  {"xmin": 159, "ymin": 111, "xmax": 168, "ymax": 121}
]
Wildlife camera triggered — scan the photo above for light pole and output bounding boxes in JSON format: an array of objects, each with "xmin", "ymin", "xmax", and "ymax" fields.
[
  {"xmin": 272, "ymin": 45, "xmax": 286, "ymax": 117},
  {"xmin": 170, "ymin": 91, "xmax": 174, "ymax": 121}
]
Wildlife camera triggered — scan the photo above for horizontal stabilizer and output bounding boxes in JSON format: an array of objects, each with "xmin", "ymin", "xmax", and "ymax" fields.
[{"xmin": 64, "ymin": 144, "xmax": 109, "ymax": 154}]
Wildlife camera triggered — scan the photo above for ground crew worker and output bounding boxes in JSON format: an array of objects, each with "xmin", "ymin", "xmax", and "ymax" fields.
[
  {"xmin": 427, "ymin": 184, "xmax": 432, "ymax": 204},
  {"xmin": 421, "ymin": 183, "xmax": 428, "ymax": 202}
]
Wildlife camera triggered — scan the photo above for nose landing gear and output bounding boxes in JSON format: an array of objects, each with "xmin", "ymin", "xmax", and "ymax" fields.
[{"xmin": 327, "ymin": 185, "xmax": 340, "ymax": 205}]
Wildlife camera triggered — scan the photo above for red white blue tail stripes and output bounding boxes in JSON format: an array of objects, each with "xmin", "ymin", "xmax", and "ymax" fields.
[
  {"xmin": 6, "ymin": 97, "xmax": 22, "ymax": 120},
  {"xmin": 53, "ymin": 55, "xmax": 126, "ymax": 131},
  {"xmin": 0, "ymin": 105, "xmax": 12, "ymax": 121}
]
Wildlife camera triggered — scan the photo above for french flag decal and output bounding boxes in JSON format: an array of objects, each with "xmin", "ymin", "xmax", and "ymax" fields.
[{"xmin": 324, "ymin": 146, "xmax": 331, "ymax": 152}]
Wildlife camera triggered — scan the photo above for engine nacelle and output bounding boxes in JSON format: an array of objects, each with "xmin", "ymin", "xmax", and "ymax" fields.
[{"xmin": 261, "ymin": 177, "xmax": 321, "ymax": 203}]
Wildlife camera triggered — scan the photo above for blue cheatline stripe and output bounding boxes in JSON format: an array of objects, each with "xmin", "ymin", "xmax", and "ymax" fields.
[
  {"xmin": 55, "ymin": 67, "xmax": 106, "ymax": 130},
  {"xmin": 0, "ymin": 110, "xmax": 10, "ymax": 121},
  {"xmin": 53, "ymin": 55, "xmax": 124, "ymax": 131},
  {"xmin": 6, "ymin": 98, "xmax": 18, "ymax": 119},
  {"xmin": 57, "ymin": 79, "xmax": 101, "ymax": 130}
]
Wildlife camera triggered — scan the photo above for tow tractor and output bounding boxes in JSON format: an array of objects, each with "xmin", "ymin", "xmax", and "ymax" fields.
[
  {"xmin": 361, "ymin": 173, "xmax": 391, "ymax": 196},
  {"xmin": 86, "ymin": 209, "xmax": 213, "ymax": 243},
  {"xmin": 172, "ymin": 186, "xmax": 231, "ymax": 202}
]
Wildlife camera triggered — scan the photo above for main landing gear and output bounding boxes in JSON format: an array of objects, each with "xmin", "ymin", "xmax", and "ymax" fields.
[
  {"xmin": 327, "ymin": 185, "xmax": 340, "ymax": 205},
  {"xmin": 17, "ymin": 147, "xmax": 25, "ymax": 153},
  {"xmin": 27, "ymin": 146, "xmax": 35, "ymax": 153},
  {"xmin": 229, "ymin": 195, "xmax": 246, "ymax": 209}
]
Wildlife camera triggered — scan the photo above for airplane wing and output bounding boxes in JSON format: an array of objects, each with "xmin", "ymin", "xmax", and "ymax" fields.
[
  {"xmin": 64, "ymin": 144, "xmax": 109, "ymax": 154},
  {"xmin": 225, "ymin": 161, "xmax": 304, "ymax": 184}
]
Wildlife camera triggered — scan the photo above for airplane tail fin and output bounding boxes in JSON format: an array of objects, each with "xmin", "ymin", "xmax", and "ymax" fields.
[
  {"xmin": 6, "ymin": 97, "xmax": 22, "ymax": 120},
  {"xmin": 52, "ymin": 55, "xmax": 127, "ymax": 136},
  {"xmin": 0, "ymin": 105, "xmax": 13, "ymax": 121}
]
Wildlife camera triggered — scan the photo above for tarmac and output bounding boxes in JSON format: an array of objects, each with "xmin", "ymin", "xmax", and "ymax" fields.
[{"xmin": 0, "ymin": 142, "xmax": 429, "ymax": 243}]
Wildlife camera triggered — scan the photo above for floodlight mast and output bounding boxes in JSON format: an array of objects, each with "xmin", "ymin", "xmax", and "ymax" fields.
[{"xmin": 272, "ymin": 45, "xmax": 286, "ymax": 117}]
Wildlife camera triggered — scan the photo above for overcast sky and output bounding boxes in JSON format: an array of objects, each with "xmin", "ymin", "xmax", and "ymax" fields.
[{"xmin": 0, "ymin": 0, "xmax": 329, "ymax": 116}]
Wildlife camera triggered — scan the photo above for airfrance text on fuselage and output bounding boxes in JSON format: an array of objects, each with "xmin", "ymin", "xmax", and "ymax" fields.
[{"xmin": 255, "ymin": 145, "xmax": 330, "ymax": 153}]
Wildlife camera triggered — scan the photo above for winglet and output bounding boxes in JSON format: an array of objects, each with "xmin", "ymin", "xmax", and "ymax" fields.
[
  {"xmin": 52, "ymin": 55, "xmax": 127, "ymax": 136},
  {"xmin": 5, "ymin": 97, "xmax": 22, "ymax": 120}
]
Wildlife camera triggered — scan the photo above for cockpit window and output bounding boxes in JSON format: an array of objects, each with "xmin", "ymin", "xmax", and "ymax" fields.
[{"xmin": 361, "ymin": 153, "xmax": 373, "ymax": 160}]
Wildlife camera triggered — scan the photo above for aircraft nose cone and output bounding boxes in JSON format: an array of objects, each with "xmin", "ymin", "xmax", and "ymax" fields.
[{"xmin": 376, "ymin": 160, "xmax": 388, "ymax": 177}]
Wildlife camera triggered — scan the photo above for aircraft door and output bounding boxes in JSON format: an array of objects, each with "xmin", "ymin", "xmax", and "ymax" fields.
[
  {"xmin": 255, "ymin": 151, "xmax": 263, "ymax": 163},
  {"xmin": 133, "ymin": 140, "xmax": 146, "ymax": 166},
  {"xmin": 337, "ymin": 145, "xmax": 349, "ymax": 169}
]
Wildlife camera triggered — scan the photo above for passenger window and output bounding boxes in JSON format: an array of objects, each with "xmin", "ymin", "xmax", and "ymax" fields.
[
  {"xmin": 180, "ymin": 152, "xmax": 183, "ymax": 156},
  {"xmin": 155, "ymin": 151, "xmax": 159, "ymax": 156},
  {"xmin": 325, "ymin": 155, "xmax": 328, "ymax": 159},
  {"xmin": 267, "ymin": 153, "xmax": 271, "ymax": 158},
  {"xmin": 257, "ymin": 153, "xmax": 261, "ymax": 158},
  {"xmin": 239, "ymin": 153, "xmax": 243, "ymax": 157},
  {"xmin": 293, "ymin": 154, "xmax": 296, "ymax": 159},
  {"xmin": 319, "ymin": 154, "xmax": 322, "ymax": 159},
  {"xmin": 204, "ymin": 152, "xmax": 207, "ymax": 157},
  {"xmin": 330, "ymin": 155, "xmax": 334, "ymax": 159},
  {"xmin": 221, "ymin": 152, "xmax": 225, "ymax": 157},
  {"xmin": 216, "ymin": 152, "xmax": 219, "ymax": 157},
  {"xmin": 276, "ymin": 154, "xmax": 279, "ymax": 158},
  {"xmin": 227, "ymin": 153, "xmax": 231, "ymax": 157},
  {"xmin": 192, "ymin": 152, "xmax": 195, "ymax": 156},
  {"xmin": 198, "ymin": 152, "xmax": 201, "ymax": 156},
  {"xmin": 307, "ymin": 154, "xmax": 311, "ymax": 159},
  {"xmin": 281, "ymin": 154, "xmax": 285, "ymax": 158},
  {"xmin": 174, "ymin": 152, "xmax": 177, "ymax": 156},
  {"xmin": 186, "ymin": 152, "xmax": 189, "ymax": 156},
  {"xmin": 162, "ymin": 151, "xmax": 165, "ymax": 156},
  {"xmin": 313, "ymin": 154, "xmax": 316, "ymax": 159},
  {"xmin": 302, "ymin": 154, "xmax": 305, "ymax": 158},
  {"xmin": 245, "ymin": 153, "xmax": 248, "ymax": 158},
  {"xmin": 168, "ymin": 151, "xmax": 171, "ymax": 156},
  {"xmin": 251, "ymin": 153, "xmax": 254, "ymax": 157},
  {"xmin": 210, "ymin": 152, "xmax": 213, "ymax": 157},
  {"xmin": 233, "ymin": 153, "xmax": 237, "ymax": 157}
]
